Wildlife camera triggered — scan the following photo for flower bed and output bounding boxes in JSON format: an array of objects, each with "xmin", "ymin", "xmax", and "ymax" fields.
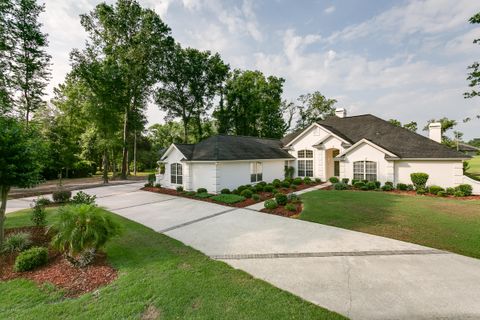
[
  {"xmin": 142, "ymin": 179, "xmax": 322, "ymax": 208},
  {"xmin": 260, "ymin": 202, "xmax": 302, "ymax": 217}
]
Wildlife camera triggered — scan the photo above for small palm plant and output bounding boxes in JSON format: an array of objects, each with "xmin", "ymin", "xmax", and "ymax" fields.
[{"xmin": 49, "ymin": 204, "xmax": 120, "ymax": 267}]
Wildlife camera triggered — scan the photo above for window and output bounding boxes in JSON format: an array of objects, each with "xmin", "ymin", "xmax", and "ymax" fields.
[
  {"xmin": 170, "ymin": 163, "xmax": 183, "ymax": 184},
  {"xmin": 297, "ymin": 149, "xmax": 313, "ymax": 177},
  {"xmin": 250, "ymin": 162, "xmax": 263, "ymax": 182},
  {"xmin": 353, "ymin": 161, "xmax": 377, "ymax": 181}
]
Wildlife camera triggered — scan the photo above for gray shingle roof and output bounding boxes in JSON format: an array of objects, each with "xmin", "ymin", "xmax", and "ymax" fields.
[
  {"xmin": 172, "ymin": 135, "xmax": 294, "ymax": 161},
  {"xmin": 458, "ymin": 143, "xmax": 479, "ymax": 152},
  {"xmin": 318, "ymin": 115, "xmax": 468, "ymax": 159}
]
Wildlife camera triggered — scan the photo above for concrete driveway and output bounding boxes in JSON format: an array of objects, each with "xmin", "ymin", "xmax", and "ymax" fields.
[{"xmin": 7, "ymin": 183, "xmax": 480, "ymax": 319}]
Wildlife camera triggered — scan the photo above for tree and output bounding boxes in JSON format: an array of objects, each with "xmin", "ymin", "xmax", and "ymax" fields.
[
  {"xmin": 11, "ymin": 0, "xmax": 51, "ymax": 126},
  {"xmin": 280, "ymin": 100, "xmax": 296, "ymax": 133},
  {"xmin": 388, "ymin": 119, "xmax": 417, "ymax": 132},
  {"xmin": 388, "ymin": 119, "xmax": 401, "ymax": 127},
  {"xmin": 0, "ymin": 115, "xmax": 44, "ymax": 245},
  {"xmin": 0, "ymin": 0, "xmax": 13, "ymax": 115},
  {"xmin": 295, "ymin": 91, "xmax": 336, "ymax": 130},
  {"xmin": 465, "ymin": 12, "xmax": 480, "ymax": 99},
  {"xmin": 468, "ymin": 138, "xmax": 480, "ymax": 148},
  {"xmin": 215, "ymin": 69, "xmax": 286, "ymax": 138},
  {"xmin": 156, "ymin": 45, "xmax": 229, "ymax": 142},
  {"xmin": 79, "ymin": 0, "xmax": 174, "ymax": 179}
]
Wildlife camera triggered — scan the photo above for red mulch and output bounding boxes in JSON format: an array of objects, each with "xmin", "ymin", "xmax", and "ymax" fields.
[
  {"xmin": 260, "ymin": 202, "xmax": 303, "ymax": 217},
  {"xmin": 143, "ymin": 182, "xmax": 322, "ymax": 208},
  {"xmin": 1, "ymin": 226, "xmax": 117, "ymax": 297}
]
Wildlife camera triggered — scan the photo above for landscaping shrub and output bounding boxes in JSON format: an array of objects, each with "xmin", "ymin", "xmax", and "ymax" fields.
[
  {"xmin": 237, "ymin": 185, "xmax": 248, "ymax": 192},
  {"xmin": 52, "ymin": 190, "xmax": 72, "ymax": 203},
  {"xmin": 154, "ymin": 183, "xmax": 161, "ymax": 188},
  {"xmin": 407, "ymin": 184, "xmax": 414, "ymax": 191},
  {"xmin": 351, "ymin": 179, "xmax": 359, "ymax": 185},
  {"xmin": 281, "ymin": 180, "xmax": 291, "ymax": 188},
  {"xmin": 195, "ymin": 192, "xmax": 211, "ymax": 199},
  {"xmin": 293, "ymin": 177, "xmax": 303, "ymax": 185},
  {"xmin": 360, "ymin": 185, "xmax": 369, "ymax": 191},
  {"xmin": 144, "ymin": 183, "xmax": 152, "ymax": 188},
  {"xmin": 342, "ymin": 178, "xmax": 349, "ymax": 184},
  {"xmin": 410, "ymin": 172, "xmax": 429, "ymax": 190},
  {"xmin": 34, "ymin": 197, "xmax": 52, "ymax": 207},
  {"xmin": 49, "ymin": 205, "xmax": 120, "ymax": 267},
  {"xmin": 263, "ymin": 185, "xmax": 274, "ymax": 193},
  {"xmin": 334, "ymin": 182, "xmax": 347, "ymax": 190},
  {"xmin": 2, "ymin": 232, "xmax": 31, "ymax": 254},
  {"xmin": 272, "ymin": 179, "xmax": 282, "ymax": 188},
  {"xmin": 258, "ymin": 181, "xmax": 267, "ymax": 186},
  {"xmin": 454, "ymin": 190, "xmax": 465, "ymax": 197},
  {"xmin": 176, "ymin": 186, "xmax": 184, "ymax": 192},
  {"xmin": 31, "ymin": 205, "xmax": 46, "ymax": 226},
  {"xmin": 303, "ymin": 177, "xmax": 312, "ymax": 184},
  {"xmin": 428, "ymin": 186, "xmax": 444, "ymax": 195},
  {"xmin": 287, "ymin": 193, "xmax": 300, "ymax": 203},
  {"xmin": 376, "ymin": 181, "xmax": 384, "ymax": 188},
  {"xmin": 14, "ymin": 247, "xmax": 48, "ymax": 272},
  {"xmin": 254, "ymin": 184, "xmax": 264, "ymax": 192},
  {"xmin": 184, "ymin": 191, "xmax": 196, "ymax": 196},
  {"xmin": 446, "ymin": 187, "xmax": 455, "ymax": 195},
  {"xmin": 285, "ymin": 203, "xmax": 296, "ymax": 212},
  {"xmin": 366, "ymin": 181, "xmax": 376, "ymax": 190},
  {"xmin": 220, "ymin": 188, "xmax": 231, "ymax": 194},
  {"xmin": 396, "ymin": 183, "xmax": 408, "ymax": 191},
  {"xmin": 437, "ymin": 190, "xmax": 447, "ymax": 197},
  {"xmin": 416, "ymin": 188, "xmax": 426, "ymax": 195},
  {"xmin": 329, "ymin": 177, "xmax": 339, "ymax": 183},
  {"xmin": 456, "ymin": 184, "xmax": 473, "ymax": 196},
  {"xmin": 197, "ymin": 188, "xmax": 208, "ymax": 194},
  {"xmin": 381, "ymin": 184, "xmax": 393, "ymax": 191},
  {"xmin": 231, "ymin": 189, "xmax": 239, "ymax": 194},
  {"xmin": 353, "ymin": 181, "xmax": 365, "ymax": 189},
  {"xmin": 290, "ymin": 184, "xmax": 297, "ymax": 190},
  {"xmin": 284, "ymin": 166, "xmax": 294, "ymax": 179},
  {"xmin": 211, "ymin": 194, "xmax": 246, "ymax": 204},
  {"xmin": 315, "ymin": 178, "xmax": 321, "ymax": 183},
  {"xmin": 240, "ymin": 189, "xmax": 253, "ymax": 198},
  {"xmin": 71, "ymin": 191, "xmax": 97, "ymax": 205},
  {"xmin": 252, "ymin": 194, "xmax": 261, "ymax": 201},
  {"xmin": 147, "ymin": 173, "xmax": 156, "ymax": 185},
  {"xmin": 264, "ymin": 199, "xmax": 278, "ymax": 209},
  {"xmin": 275, "ymin": 193, "xmax": 288, "ymax": 205}
]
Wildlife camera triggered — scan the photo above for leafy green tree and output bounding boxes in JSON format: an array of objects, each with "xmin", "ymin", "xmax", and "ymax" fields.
[
  {"xmin": 79, "ymin": 0, "xmax": 174, "ymax": 179},
  {"xmin": 468, "ymin": 138, "xmax": 480, "ymax": 148},
  {"xmin": 156, "ymin": 45, "xmax": 229, "ymax": 142},
  {"xmin": 388, "ymin": 119, "xmax": 401, "ymax": 127},
  {"xmin": 0, "ymin": 115, "xmax": 44, "ymax": 245},
  {"xmin": 0, "ymin": 0, "xmax": 13, "ymax": 115},
  {"xmin": 295, "ymin": 91, "xmax": 336, "ymax": 130},
  {"xmin": 11, "ymin": 0, "xmax": 51, "ymax": 126},
  {"xmin": 215, "ymin": 69, "xmax": 286, "ymax": 138},
  {"xmin": 465, "ymin": 12, "xmax": 480, "ymax": 99},
  {"xmin": 403, "ymin": 121, "xmax": 418, "ymax": 132}
]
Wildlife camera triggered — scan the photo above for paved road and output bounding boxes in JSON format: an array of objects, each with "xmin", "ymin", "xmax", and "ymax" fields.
[{"xmin": 7, "ymin": 183, "xmax": 480, "ymax": 319}]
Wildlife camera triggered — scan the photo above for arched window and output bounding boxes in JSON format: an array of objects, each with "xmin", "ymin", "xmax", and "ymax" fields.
[
  {"xmin": 297, "ymin": 149, "xmax": 313, "ymax": 177},
  {"xmin": 353, "ymin": 161, "xmax": 377, "ymax": 181},
  {"xmin": 171, "ymin": 163, "xmax": 183, "ymax": 184}
]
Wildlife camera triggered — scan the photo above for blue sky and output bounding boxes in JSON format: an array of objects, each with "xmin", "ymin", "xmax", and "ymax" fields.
[{"xmin": 42, "ymin": 0, "xmax": 480, "ymax": 139}]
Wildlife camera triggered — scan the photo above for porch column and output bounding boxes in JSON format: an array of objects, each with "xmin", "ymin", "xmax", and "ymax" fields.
[
  {"xmin": 386, "ymin": 161, "xmax": 395, "ymax": 183},
  {"xmin": 315, "ymin": 148, "xmax": 326, "ymax": 181},
  {"xmin": 183, "ymin": 162, "xmax": 192, "ymax": 191}
]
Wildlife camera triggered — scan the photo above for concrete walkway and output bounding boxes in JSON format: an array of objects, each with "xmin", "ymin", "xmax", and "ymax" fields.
[{"xmin": 7, "ymin": 184, "xmax": 480, "ymax": 320}]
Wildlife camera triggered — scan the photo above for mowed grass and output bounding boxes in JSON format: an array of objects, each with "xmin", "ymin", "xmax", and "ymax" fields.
[
  {"xmin": 467, "ymin": 155, "xmax": 480, "ymax": 179},
  {"xmin": 1, "ymin": 208, "xmax": 345, "ymax": 320},
  {"xmin": 300, "ymin": 191, "xmax": 480, "ymax": 259}
]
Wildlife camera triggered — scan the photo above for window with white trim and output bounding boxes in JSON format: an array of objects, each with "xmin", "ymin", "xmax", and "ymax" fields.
[
  {"xmin": 353, "ymin": 161, "xmax": 377, "ymax": 181},
  {"xmin": 170, "ymin": 163, "xmax": 183, "ymax": 184},
  {"xmin": 250, "ymin": 162, "xmax": 263, "ymax": 182},
  {"xmin": 297, "ymin": 149, "xmax": 313, "ymax": 177}
]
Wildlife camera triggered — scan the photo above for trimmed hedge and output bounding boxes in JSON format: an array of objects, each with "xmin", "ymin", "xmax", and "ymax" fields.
[
  {"xmin": 285, "ymin": 203, "xmax": 297, "ymax": 212},
  {"xmin": 334, "ymin": 182, "xmax": 348, "ymax": 190},
  {"xmin": 428, "ymin": 185, "xmax": 444, "ymax": 195},
  {"xmin": 197, "ymin": 188, "xmax": 207, "ymax": 194},
  {"xmin": 410, "ymin": 172, "xmax": 429, "ymax": 190},
  {"xmin": 52, "ymin": 190, "xmax": 72, "ymax": 203},
  {"xmin": 456, "ymin": 184, "xmax": 473, "ymax": 196},
  {"xmin": 264, "ymin": 199, "xmax": 278, "ymax": 209},
  {"xmin": 211, "ymin": 194, "xmax": 246, "ymax": 204},
  {"xmin": 292, "ymin": 178, "xmax": 303, "ymax": 185},
  {"xmin": 220, "ymin": 188, "xmax": 231, "ymax": 194},
  {"xmin": 396, "ymin": 183, "xmax": 408, "ymax": 191},
  {"xmin": 329, "ymin": 177, "xmax": 339, "ymax": 183},
  {"xmin": 14, "ymin": 247, "xmax": 48, "ymax": 272},
  {"xmin": 274, "ymin": 193, "xmax": 288, "ymax": 206},
  {"xmin": 240, "ymin": 189, "xmax": 253, "ymax": 198}
]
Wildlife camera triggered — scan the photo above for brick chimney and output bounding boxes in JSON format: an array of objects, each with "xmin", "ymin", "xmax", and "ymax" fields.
[{"xmin": 428, "ymin": 122, "xmax": 442, "ymax": 143}]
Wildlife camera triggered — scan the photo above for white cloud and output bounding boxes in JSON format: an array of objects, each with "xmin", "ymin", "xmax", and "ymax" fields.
[{"xmin": 324, "ymin": 5, "xmax": 335, "ymax": 14}]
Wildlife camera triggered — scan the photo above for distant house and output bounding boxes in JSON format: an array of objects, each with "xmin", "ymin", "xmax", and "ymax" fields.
[
  {"xmin": 457, "ymin": 143, "xmax": 480, "ymax": 156},
  {"xmin": 157, "ymin": 108, "xmax": 480, "ymax": 195}
]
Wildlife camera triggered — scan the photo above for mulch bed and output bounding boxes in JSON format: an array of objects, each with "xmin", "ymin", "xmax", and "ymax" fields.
[
  {"xmin": 0, "ymin": 226, "xmax": 117, "ymax": 297},
  {"xmin": 260, "ymin": 202, "xmax": 303, "ymax": 217},
  {"xmin": 143, "ymin": 182, "xmax": 321, "ymax": 208},
  {"xmin": 319, "ymin": 187, "xmax": 480, "ymax": 200}
]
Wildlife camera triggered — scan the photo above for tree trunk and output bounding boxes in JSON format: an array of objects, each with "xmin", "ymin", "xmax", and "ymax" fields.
[
  {"xmin": 0, "ymin": 186, "xmax": 10, "ymax": 246},
  {"xmin": 121, "ymin": 108, "xmax": 129, "ymax": 180},
  {"xmin": 133, "ymin": 130, "xmax": 137, "ymax": 176},
  {"xmin": 112, "ymin": 149, "xmax": 117, "ymax": 179},
  {"xmin": 102, "ymin": 150, "xmax": 109, "ymax": 184}
]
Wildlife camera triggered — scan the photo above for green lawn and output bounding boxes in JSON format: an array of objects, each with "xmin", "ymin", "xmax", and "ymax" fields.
[
  {"xmin": 1, "ymin": 208, "xmax": 345, "ymax": 320},
  {"xmin": 300, "ymin": 191, "xmax": 480, "ymax": 259},
  {"xmin": 466, "ymin": 155, "xmax": 480, "ymax": 179}
]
